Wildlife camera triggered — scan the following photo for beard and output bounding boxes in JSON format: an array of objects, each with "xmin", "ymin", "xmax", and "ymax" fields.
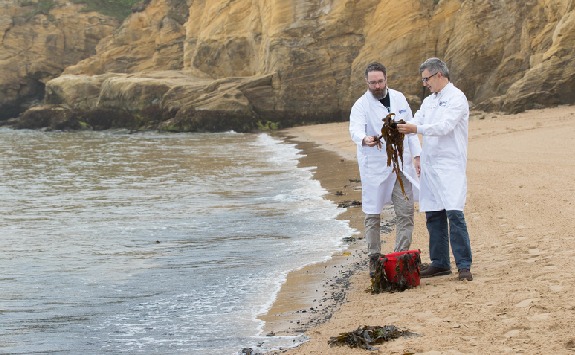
[{"xmin": 369, "ymin": 87, "xmax": 387, "ymax": 100}]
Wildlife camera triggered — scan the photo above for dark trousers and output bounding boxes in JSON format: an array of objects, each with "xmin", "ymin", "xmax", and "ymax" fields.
[{"xmin": 425, "ymin": 210, "xmax": 472, "ymax": 270}]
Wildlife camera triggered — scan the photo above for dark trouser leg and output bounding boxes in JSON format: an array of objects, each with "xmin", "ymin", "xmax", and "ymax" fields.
[
  {"xmin": 446, "ymin": 210, "xmax": 472, "ymax": 270},
  {"xmin": 425, "ymin": 210, "xmax": 451, "ymax": 269}
]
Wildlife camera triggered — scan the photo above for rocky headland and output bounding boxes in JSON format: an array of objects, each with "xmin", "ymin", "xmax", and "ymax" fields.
[{"xmin": 2, "ymin": 0, "xmax": 574, "ymax": 132}]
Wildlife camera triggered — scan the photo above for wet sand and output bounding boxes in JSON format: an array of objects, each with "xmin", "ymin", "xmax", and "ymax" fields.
[
  {"xmin": 258, "ymin": 139, "xmax": 367, "ymax": 335},
  {"xmin": 262, "ymin": 105, "xmax": 575, "ymax": 354}
]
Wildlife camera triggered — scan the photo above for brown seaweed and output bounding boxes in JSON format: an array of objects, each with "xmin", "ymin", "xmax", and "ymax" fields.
[
  {"xmin": 369, "ymin": 255, "xmax": 392, "ymax": 294},
  {"xmin": 337, "ymin": 200, "xmax": 362, "ymax": 208},
  {"xmin": 328, "ymin": 325, "xmax": 416, "ymax": 350},
  {"xmin": 375, "ymin": 113, "xmax": 408, "ymax": 199}
]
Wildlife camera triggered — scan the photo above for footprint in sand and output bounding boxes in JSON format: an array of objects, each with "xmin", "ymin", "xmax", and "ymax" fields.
[
  {"xmin": 504, "ymin": 328, "xmax": 521, "ymax": 338},
  {"xmin": 527, "ymin": 248, "xmax": 540, "ymax": 257},
  {"xmin": 527, "ymin": 313, "xmax": 550, "ymax": 321},
  {"xmin": 515, "ymin": 298, "xmax": 539, "ymax": 308},
  {"xmin": 542, "ymin": 260, "xmax": 557, "ymax": 271},
  {"xmin": 549, "ymin": 285, "xmax": 564, "ymax": 292},
  {"xmin": 503, "ymin": 326, "xmax": 530, "ymax": 338}
]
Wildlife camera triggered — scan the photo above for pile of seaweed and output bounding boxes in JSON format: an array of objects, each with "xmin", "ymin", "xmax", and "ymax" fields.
[
  {"xmin": 369, "ymin": 252, "xmax": 421, "ymax": 294},
  {"xmin": 328, "ymin": 325, "xmax": 416, "ymax": 350}
]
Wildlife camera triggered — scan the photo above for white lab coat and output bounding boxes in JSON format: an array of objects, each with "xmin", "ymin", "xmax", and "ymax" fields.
[
  {"xmin": 349, "ymin": 88, "xmax": 422, "ymax": 215},
  {"xmin": 411, "ymin": 83, "xmax": 469, "ymax": 212}
]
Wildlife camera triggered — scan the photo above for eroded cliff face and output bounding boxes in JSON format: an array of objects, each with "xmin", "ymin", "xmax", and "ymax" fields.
[
  {"xmin": 7, "ymin": 0, "xmax": 575, "ymax": 131},
  {"xmin": 0, "ymin": 0, "xmax": 120, "ymax": 120}
]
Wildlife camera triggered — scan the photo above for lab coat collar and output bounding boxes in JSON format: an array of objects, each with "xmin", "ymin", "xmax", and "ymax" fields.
[{"xmin": 434, "ymin": 82, "xmax": 454, "ymax": 99}]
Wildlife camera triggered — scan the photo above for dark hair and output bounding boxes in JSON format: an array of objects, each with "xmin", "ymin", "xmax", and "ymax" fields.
[
  {"xmin": 365, "ymin": 62, "xmax": 387, "ymax": 78},
  {"xmin": 419, "ymin": 57, "xmax": 450, "ymax": 80}
]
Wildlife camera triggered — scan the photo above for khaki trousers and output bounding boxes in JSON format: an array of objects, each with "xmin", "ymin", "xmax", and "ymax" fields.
[{"xmin": 365, "ymin": 173, "xmax": 414, "ymax": 255}]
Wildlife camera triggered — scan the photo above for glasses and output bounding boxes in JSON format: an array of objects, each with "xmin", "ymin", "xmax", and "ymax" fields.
[
  {"xmin": 367, "ymin": 79, "xmax": 386, "ymax": 86},
  {"xmin": 421, "ymin": 72, "xmax": 438, "ymax": 83}
]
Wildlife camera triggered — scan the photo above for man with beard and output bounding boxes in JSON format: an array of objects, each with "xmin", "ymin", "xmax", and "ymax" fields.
[{"xmin": 349, "ymin": 62, "xmax": 422, "ymax": 278}]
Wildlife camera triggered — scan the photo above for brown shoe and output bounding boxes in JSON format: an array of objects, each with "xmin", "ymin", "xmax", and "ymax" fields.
[
  {"xmin": 420, "ymin": 266, "xmax": 451, "ymax": 278},
  {"xmin": 458, "ymin": 269, "xmax": 473, "ymax": 281}
]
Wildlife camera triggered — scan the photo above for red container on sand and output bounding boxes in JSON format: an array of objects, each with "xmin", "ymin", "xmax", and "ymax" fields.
[{"xmin": 381, "ymin": 250, "xmax": 421, "ymax": 287}]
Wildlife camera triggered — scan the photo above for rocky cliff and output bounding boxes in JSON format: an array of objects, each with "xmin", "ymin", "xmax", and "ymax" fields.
[
  {"xmin": 0, "ymin": 0, "xmax": 120, "ymax": 120},
  {"xmin": 5, "ymin": 0, "xmax": 575, "ymax": 131}
]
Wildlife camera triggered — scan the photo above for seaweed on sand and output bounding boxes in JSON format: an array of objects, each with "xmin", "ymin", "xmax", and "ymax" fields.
[{"xmin": 328, "ymin": 325, "xmax": 415, "ymax": 350}]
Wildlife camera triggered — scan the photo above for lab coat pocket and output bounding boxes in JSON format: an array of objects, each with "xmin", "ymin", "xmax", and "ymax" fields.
[{"xmin": 362, "ymin": 155, "xmax": 388, "ymax": 176}]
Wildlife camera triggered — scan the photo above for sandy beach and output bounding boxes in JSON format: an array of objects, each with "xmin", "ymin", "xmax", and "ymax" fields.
[{"xmin": 262, "ymin": 105, "xmax": 575, "ymax": 354}]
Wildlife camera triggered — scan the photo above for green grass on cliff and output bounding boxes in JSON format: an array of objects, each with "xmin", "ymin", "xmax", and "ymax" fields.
[
  {"xmin": 70, "ymin": 0, "xmax": 146, "ymax": 20},
  {"xmin": 21, "ymin": 0, "xmax": 56, "ymax": 16}
]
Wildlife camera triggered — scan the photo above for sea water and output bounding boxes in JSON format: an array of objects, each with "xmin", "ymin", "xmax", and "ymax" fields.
[{"xmin": 0, "ymin": 128, "xmax": 354, "ymax": 354}]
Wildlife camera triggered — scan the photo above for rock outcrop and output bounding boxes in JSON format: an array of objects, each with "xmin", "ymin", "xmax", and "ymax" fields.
[
  {"xmin": 0, "ymin": 0, "xmax": 120, "ymax": 120},
  {"xmin": 4, "ymin": 0, "xmax": 575, "ymax": 131}
]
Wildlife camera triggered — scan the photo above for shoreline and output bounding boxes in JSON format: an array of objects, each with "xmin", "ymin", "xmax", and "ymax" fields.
[
  {"xmin": 259, "ymin": 125, "xmax": 404, "ymax": 346},
  {"xmin": 262, "ymin": 106, "xmax": 575, "ymax": 354},
  {"xmin": 258, "ymin": 136, "xmax": 366, "ymax": 336}
]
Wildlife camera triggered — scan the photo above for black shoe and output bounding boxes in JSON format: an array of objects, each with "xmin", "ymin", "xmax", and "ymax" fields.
[
  {"xmin": 419, "ymin": 262, "xmax": 430, "ymax": 271},
  {"xmin": 458, "ymin": 269, "xmax": 473, "ymax": 281},
  {"xmin": 420, "ymin": 265, "xmax": 451, "ymax": 278}
]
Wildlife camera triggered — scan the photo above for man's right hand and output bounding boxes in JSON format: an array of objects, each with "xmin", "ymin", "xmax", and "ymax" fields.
[
  {"xmin": 397, "ymin": 123, "xmax": 417, "ymax": 134},
  {"xmin": 362, "ymin": 135, "xmax": 379, "ymax": 147}
]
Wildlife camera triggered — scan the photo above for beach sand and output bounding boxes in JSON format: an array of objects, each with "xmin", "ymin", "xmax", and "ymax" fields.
[{"xmin": 261, "ymin": 105, "xmax": 575, "ymax": 354}]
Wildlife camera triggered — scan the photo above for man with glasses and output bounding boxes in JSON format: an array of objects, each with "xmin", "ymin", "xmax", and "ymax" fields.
[
  {"xmin": 397, "ymin": 57, "xmax": 473, "ymax": 281},
  {"xmin": 349, "ymin": 62, "xmax": 422, "ymax": 278}
]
